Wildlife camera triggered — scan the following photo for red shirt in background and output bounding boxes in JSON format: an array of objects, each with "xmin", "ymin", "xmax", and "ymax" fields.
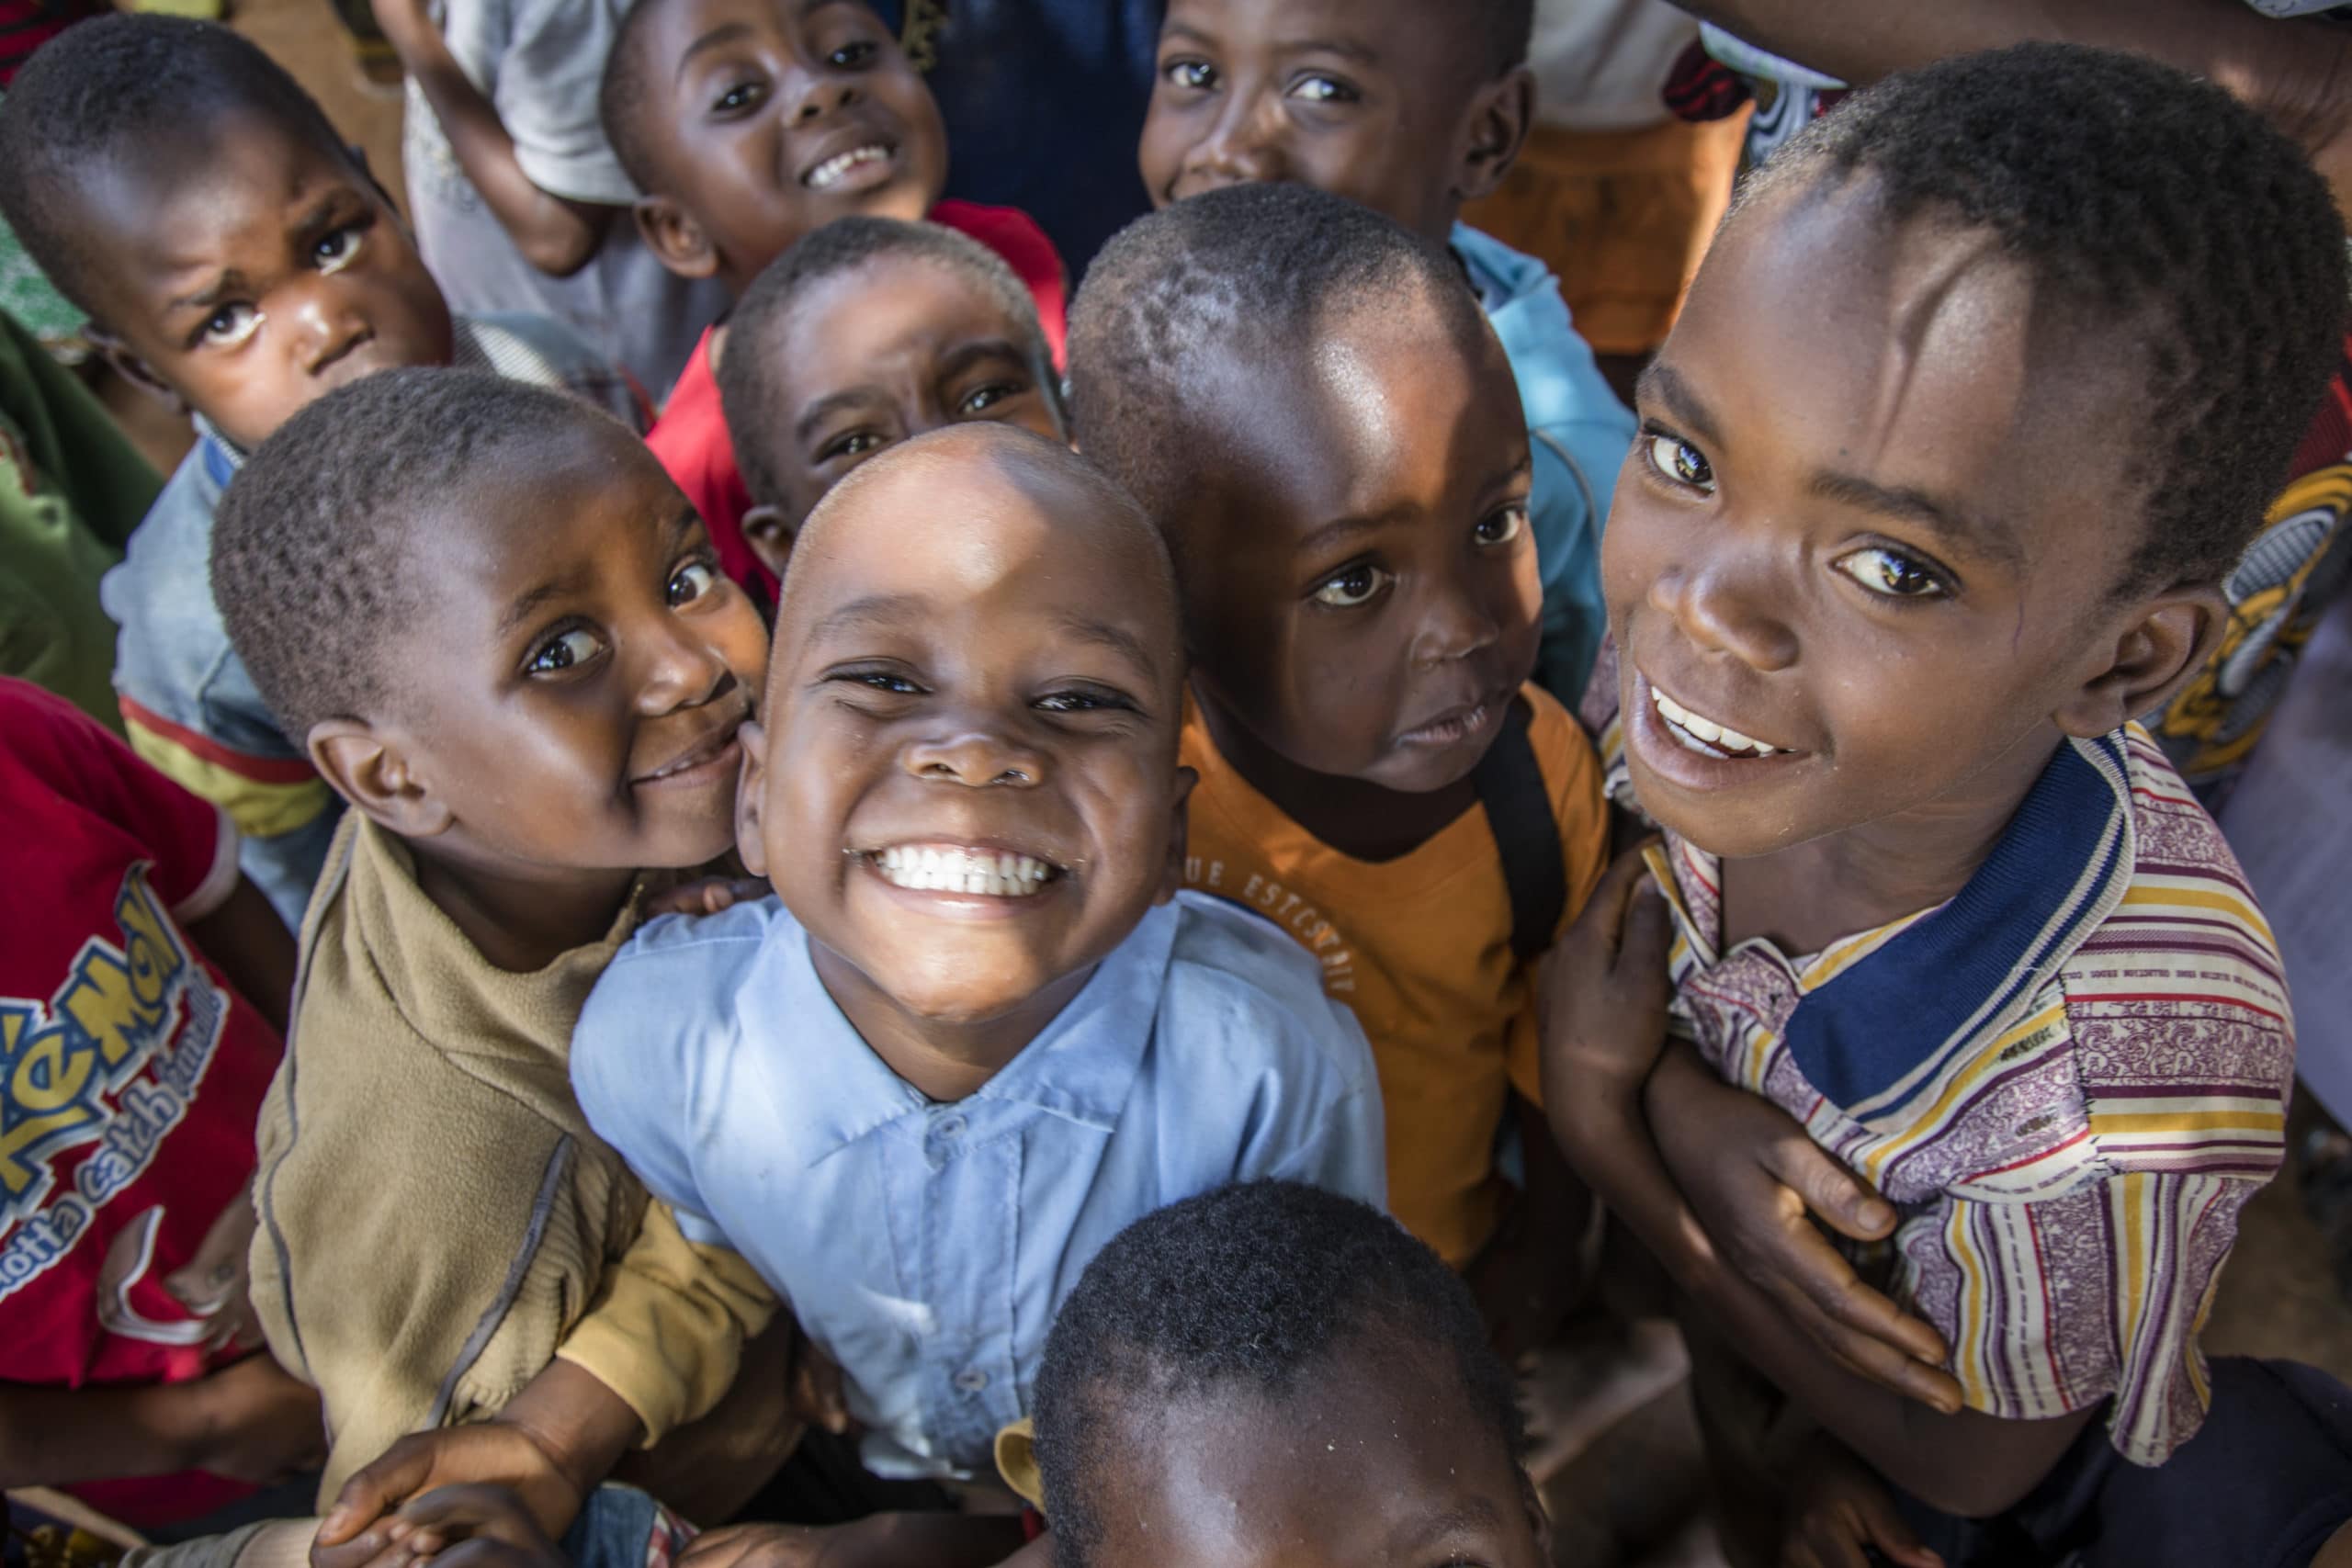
[
  {"xmin": 646, "ymin": 199, "xmax": 1068, "ymax": 604},
  {"xmin": 0, "ymin": 680, "xmax": 285, "ymax": 1528}
]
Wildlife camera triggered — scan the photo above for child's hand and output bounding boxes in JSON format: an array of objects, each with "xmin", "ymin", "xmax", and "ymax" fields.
[
  {"xmin": 164, "ymin": 1180, "xmax": 264, "ymax": 1352},
  {"xmin": 356, "ymin": 1485, "xmax": 570, "ymax": 1568},
  {"xmin": 644, "ymin": 877, "xmax": 771, "ymax": 919},
  {"xmin": 1780, "ymin": 1438, "xmax": 1942, "ymax": 1568},
  {"xmin": 183, "ymin": 1352, "xmax": 326, "ymax": 1483},
  {"xmin": 313, "ymin": 1427, "xmax": 582, "ymax": 1568},
  {"xmin": 785, "ymin": 1325, "xmax": 850, "ymax": 1437},
  {"xmin": 1539, "ymin": 845, "xmax": 1674, "ymax": 1109},
  {"xmin": 1646, "ymin": 1048, "xmax": 1962, "ymax": 1416}
]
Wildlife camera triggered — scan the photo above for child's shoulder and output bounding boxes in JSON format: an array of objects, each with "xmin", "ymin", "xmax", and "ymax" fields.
[{"xmin": 1156, "ymin": 890, "xmax": 1375, "ymax": 1078}]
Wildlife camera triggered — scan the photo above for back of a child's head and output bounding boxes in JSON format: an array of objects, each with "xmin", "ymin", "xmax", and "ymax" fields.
[
  {"xmin": 598, "ymin": 0, "xmax": 946, "ymax": 294},
  {"xmin": 0, "ymin": 15, "xmax": 349, "ymax": 327},
  {"xmin": 1032, "ymin": 1181, "xmax": 1534, "ymax": 1568},
  {"xmin": 1069, "ymin": 181, "xmax": 1488, "ymax": 539},
  {"xmin": 719, "ymin": 215, "xmax": 1064, "ymax": 525},
  {"xmin": 211, "ymin": 369, "xmax": 619, "ymax": 749},
  {"xmin": 1747, "ymin": 42, "xmax": 2346, "ymax": 593}
]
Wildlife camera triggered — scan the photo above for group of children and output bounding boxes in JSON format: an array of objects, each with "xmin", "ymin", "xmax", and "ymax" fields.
[{"xmin": 1, "ymin": 3, "xmax": 2348, "ymax": 1567}]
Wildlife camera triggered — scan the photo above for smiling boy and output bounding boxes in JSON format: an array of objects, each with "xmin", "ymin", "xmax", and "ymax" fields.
[
  {"xmin": 560, "ymin": 423, "xmax": 1385, "ymax": 1490},
  {"xmin": 600, "ymin": 0, "xmax": 1067, "ymax": 601},
  {"xmin": 0, "ymin": 16, "xmax": 639, "ymax": 932},
  {"xmin": 1136, "ymin": 0, "xmax": 1634, "ymax": 703},
  {"xmin": 208, "ymin": 370, "xmax": 795, "ymax": 1525},
  {"xmin": 1544, "ymin": 45, "xmax": 2345, "ymax": 1562},
  {"xmin": 717, "ymin": 216, "xmax": 1065, "ymax": 583}
]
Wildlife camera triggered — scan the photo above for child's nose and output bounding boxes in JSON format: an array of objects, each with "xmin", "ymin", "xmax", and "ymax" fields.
[
  {"xmin": 639, "ymin": 623, "xmax": 735, "ymax": 711},
  {"xmin": 792, "ymin": 72, "xmax": 862, "ymax": 125},
  {"xmin": 904, "ymin": 724, "xmax": 1047, "ymax": 788},
  {"xmin": 1656, "ymin": 559, "xmax": 1798, "ymax": 673},
  {"xmin": 1412, "ymin": 582, "xmax": 1503, "ymax": 669},
  {"xmin": 1186, "ymin": 100, "xmax": 1283, "ymax": 186}
]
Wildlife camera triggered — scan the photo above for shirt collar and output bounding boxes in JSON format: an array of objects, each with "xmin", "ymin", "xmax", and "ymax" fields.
[
  {"xmin": 775, "ymin": 899, "xmax": 1182, "ymax": 1164},
  {"xmin": 1657, "ymin": 729, "xmax": 2136, "ymax": 1120}
]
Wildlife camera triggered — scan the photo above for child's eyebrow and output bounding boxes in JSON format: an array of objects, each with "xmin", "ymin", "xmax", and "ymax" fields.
[
  {"xmin": 1392, "ymin": 1496, "xmax": 1507, "ymax": 1552},
  {"xmin": 166, "ymin": 272, "xmax": 241, "ymax": 314},
  {"xmin": 810, "ymin": 592, "xmax": 926, "ymax": 642},
  {"xmin": 1633, "ymin": 361, "xmax": 1721, "ymax": 448},
  {"xmin": 1051, "ymin": 612, "xmax": 1159, "ymax": 682},
  {"xmin": 677, "ymin": 20, "xmax": 756, "ymax": 82},
  {"xmin": 1806, "ymin": 469, "xmax": 2023, "ymax": 567},
  {"xmin": 794, "ymin": 387, "xmax": 889, "ymax": 445}
]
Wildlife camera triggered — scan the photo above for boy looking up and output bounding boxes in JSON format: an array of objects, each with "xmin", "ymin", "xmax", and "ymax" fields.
[
  {"xmin": 1545, "ymin": 44, "xmax": 2344, "ymax": 1562},
  {"xmin": 717, "ymin": 216, "xmax": 1065, "ymax": 584},
  {"xmin": 0, "ymin": 16, "xmax": 639, "ymax": 932},
  {"xmin": 1069, "ymin": 184, "xmax": 1604, "ymax": 1349},
  {"xmin": 208, "ymin": 371, "xmax": 792, "ymax": 1526},
  {"xmin": 599, "ymin": 0, "xmax": 1068, "ymax": 604},
  {"xmin": 1137, "ymin": 0, "xmax": 1634, "ymax": 703},
  {"xmin": 1017, "ymin": 1182, "xmax": 1546, "ymax": 1568}
]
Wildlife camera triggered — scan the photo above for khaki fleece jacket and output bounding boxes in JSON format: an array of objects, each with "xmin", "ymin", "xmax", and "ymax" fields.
[{"xmin": 249, "ymin": 815, "xmax": 795, "ymax": 1517}]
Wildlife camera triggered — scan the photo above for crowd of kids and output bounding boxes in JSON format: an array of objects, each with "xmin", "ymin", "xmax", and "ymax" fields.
[{"xmin": 0, "ymin": 3, "xmax": 2350, "ymax": 1568}]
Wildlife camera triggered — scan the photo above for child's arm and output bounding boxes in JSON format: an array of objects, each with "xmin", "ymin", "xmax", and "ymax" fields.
[
  {"xmin": 1779, "ymin": 1433, "xmax": 1944, "ymax": 1568},
  {"xmin": 0, "ymin": 1355, "xmax": 322, "ymax": 1490},
  {"xmin": 187, "ymin": 873, "xmax": 297, "ymax": 1037},
  {"xmin": 370, "ymin": 0, "xmax": 613, "ymax": 276},
  {"xmin": 1540, "ymin": 853, "xmax": 2096, "ymax": 1517},
  {"xmin": 1669, "ymin": 0, "xmax": 2352, "ymax": 212},
  {"xmin": 1464, "ymin": 1092, "xmax": 1596, "ymax": 1360}
]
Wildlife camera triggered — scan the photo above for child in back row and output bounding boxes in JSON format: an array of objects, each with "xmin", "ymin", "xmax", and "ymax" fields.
[
  {"xmin": 1544, "ymin": 44, "xmax": 2345, "ymax": 1567},
  {"xmin": 1068, "ymin": 183, "xmax": 1604, "ymax": 1350},
  {"xmin": 715, "ymin": 216, "xmax": 1065, "ymax": 585},
  {"xmin": 0, "ymin": 16, "xmax": 640, "ymax": 932},
  {"xmin": 1137, "ymin": 0, "xmax": 1635, "ymax": 703},
  {"xmin": 206, "ymin": 370, "xmax": 794, "ymax": 1527},
  {"xmin": 601, "ymin": 0, "xmax": 1068, "ymax": 604}
]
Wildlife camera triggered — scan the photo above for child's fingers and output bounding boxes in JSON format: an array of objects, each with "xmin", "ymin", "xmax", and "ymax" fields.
[
  {"xmin": 1762, "ymin": 1135, "xmax": 1897, "ymax": 1244},
  {"xmin": 1855, "ymin": 1493, "xmax": 1941, "ymax": 1568},
  {"xmin": 320, "ymin": 1447, "xmax": 435, "ymax": 1545}
]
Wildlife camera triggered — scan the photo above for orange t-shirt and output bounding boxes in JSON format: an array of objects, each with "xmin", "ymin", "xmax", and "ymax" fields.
[{"xmin": 1179, "ymin": 685, "xmax": 1609, "ymax": 1265}]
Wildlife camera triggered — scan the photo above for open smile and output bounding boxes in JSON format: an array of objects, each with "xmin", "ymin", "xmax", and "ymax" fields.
[
  {"xmin": 1626, "ymin": 668, "xmax": 1805, "ymax": 795},
  {"xmin": 803, "ymin": 141, "xmax": 899, "ymax": 191},
  {"xmin": 1646, "ymin": 681, "xmax": 1785, "ymax": 759},
  {"xmin": 857, "ymin": 840, "xmax": 1065, "ymax": 899},
  {"xmin": 633, "ymin": 713, "xmax": 746, "ymax": 787},
  {"xmin": 1396, "ymin": 688, "xmax": 1513, "ymax": 750}
]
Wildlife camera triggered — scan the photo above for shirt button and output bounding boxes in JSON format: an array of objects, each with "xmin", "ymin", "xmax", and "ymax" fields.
[
  {"xmin": 955, "ymin": 1368, "xmax": 989, "ymax": 1393},
  {"xmin": 935, "ymin": 1115, "xmax": 967, "ymax": 1139}
]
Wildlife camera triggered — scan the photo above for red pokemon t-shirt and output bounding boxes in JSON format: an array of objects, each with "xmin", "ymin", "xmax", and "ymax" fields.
[{"xmin": 0, "ymin": 680, "xmax": 285, "ymax": 1526}]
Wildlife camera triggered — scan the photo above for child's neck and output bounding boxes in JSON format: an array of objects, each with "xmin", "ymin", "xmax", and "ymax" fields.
[
  {"xmin": 408, "ymin": 847, "xmax": 638, "ymax": 975},
  {"xmin": 1717, "ymin": 730, "xmax": 2064, "ymax": 956},
  {"xmin": 1193, "ymin": 682, "xmax": 1475, "ymax": 863},
  {"xmin": 808, "ymin": 942, "xmax": 1098, "ymax": 1104}
]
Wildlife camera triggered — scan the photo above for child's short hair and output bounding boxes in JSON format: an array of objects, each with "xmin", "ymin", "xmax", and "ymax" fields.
[
  {"xmin": 211, "ymin": 369, "xmax": 617, "ymax": 743},
  {"xmin": 1069, "ymin": 183, "xmax": 1489, "ymax": 532},
  {"xmin": 1473, "ymin": 0, "xmax": 1535, "ymax": 77},
  {"xmin": 597, "ymin": 0, "xmax": 673, "ymax": 197},
  {"xmin": 1749, "ymin": 42, "xmax": 2347, "ymax": 595},
  {"xmin": 1030, "ymin": 1181, "xmax": 1523, "ymax": 1568},
  {"xmin": 718, "ymin": 216, "xmax": 1064, "ymax": 512},
  {"xmin": 0, "ymin": 16, "xmax": 351, "ymax": 323}
]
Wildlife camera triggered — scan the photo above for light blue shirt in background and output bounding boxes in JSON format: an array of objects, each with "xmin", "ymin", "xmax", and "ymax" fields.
[
  {"xmin": 1455, "ymin": 221, "xmax": 1638, "ymax": 707},
  {"xmin": 571, "ymin": 890, "xmax": 1386, "ymax": 1479}
]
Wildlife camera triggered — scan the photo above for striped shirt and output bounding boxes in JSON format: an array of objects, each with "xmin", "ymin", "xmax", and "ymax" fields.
[{"xmin": 1591, "ymin": 664, "xmax": 2293, "ymax": 1464}]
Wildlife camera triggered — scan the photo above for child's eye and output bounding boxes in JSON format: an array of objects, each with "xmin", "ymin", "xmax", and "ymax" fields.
[
  {"xmin": 1645, "ymin": 432, "xmax": 1716, "ymax": 494},
  {"xmin": 956, "ymin": 382, "xmax": 1024, "ymax": 417},
  {"xmin": 711, "ymin": 80, "xmax": 764, "ymax": 115},
  {"xmin": 1312, "ymin": 562, "xmax": 1394, "ymax": 608},
  {"xmin": 1834, "ymin": 547, "xmax": 1950, "ymax": 601},
  {"xmin": 827, "ymin": 39, "xmax": 878, "ymax": 69},
  {"xmin": 1164, "ymin": 58, "xmax": 1217, "ymax": 92},
  {"xmin": 820, "ymin": 431, "xmax": 888, "ymax": 463},
  {"xmin": 668, "ymin": 560, "xmax": 719, "ymax": 607},
  {"xmin": 1035, "ymin": 686, "xmax": 1136, "ymax": 715},
  {"xmin": 1474, "ymin": 502, "xmax": 1527, "ymax": 547},
  {"xmin": 528, "ymin": 627, "xmax": 606, "ymax": 674},
  {"xmin": 1287, "ymin": 73, "xmax": 1358, "ymax": 104},
  {"xmin": 838, "ymin": 671, "xmax": 921, "ymax": 694},
  {"xmin": 313, "ymin": 222, "xmax": 366, "ymax": 276},
  {"xmin": 198, "ymin": 303, "xmax": 263, "ymax": 349}
]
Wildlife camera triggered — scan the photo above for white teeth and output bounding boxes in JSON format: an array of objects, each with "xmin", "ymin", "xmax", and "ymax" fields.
[
  {"xmin": 807, "ymin": 144, "xmax": 889, "ymax": 189},
  {"xmin": 1649, "ymin": 683, "xmax": 1778, "ymax": 757},
  {"xmin": 871, "ymin": 846, "xmax": 1056, "ymax": 897}
]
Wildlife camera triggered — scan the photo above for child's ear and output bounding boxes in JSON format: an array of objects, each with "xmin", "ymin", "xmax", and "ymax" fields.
[
  {"xmin": 310, "ymin": 720, "xmax": 453, "ymax": 840},
  {"xmin": 635, "ymin": 195, "xmax": 720, "ymax": 281},
  {"xmin": 1154, "ymin": 765, "xmax": 1197, "ymax": 906},
  {"xmin": 1455, "ymin": 64, "xmax": 1536, "ymax": 207},
  {"xmin": 2052, "ymin": 588, "xmax": 2227, "ymax": 739},
  {"xmin": 734, "ymin": 717, "xmax": 771, "ymax": 876},
  {"xmin": 85, "ymin": 325, "xmax": 184, "ymax": 415},
  {"xmin": 742, "ymin": 505, "xmax": 800, "ymax": 585}
]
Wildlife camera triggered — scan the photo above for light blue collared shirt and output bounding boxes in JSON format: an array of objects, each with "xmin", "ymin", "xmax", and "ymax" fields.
[{"xmin": 571, "ymin": 890, "xmax": 1385, "ymax": 1478}]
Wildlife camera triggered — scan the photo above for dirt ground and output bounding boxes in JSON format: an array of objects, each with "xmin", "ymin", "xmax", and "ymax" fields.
[{"xmin": 225, "ymin": 4, "xmax": 2352, "ymax": 1561}]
